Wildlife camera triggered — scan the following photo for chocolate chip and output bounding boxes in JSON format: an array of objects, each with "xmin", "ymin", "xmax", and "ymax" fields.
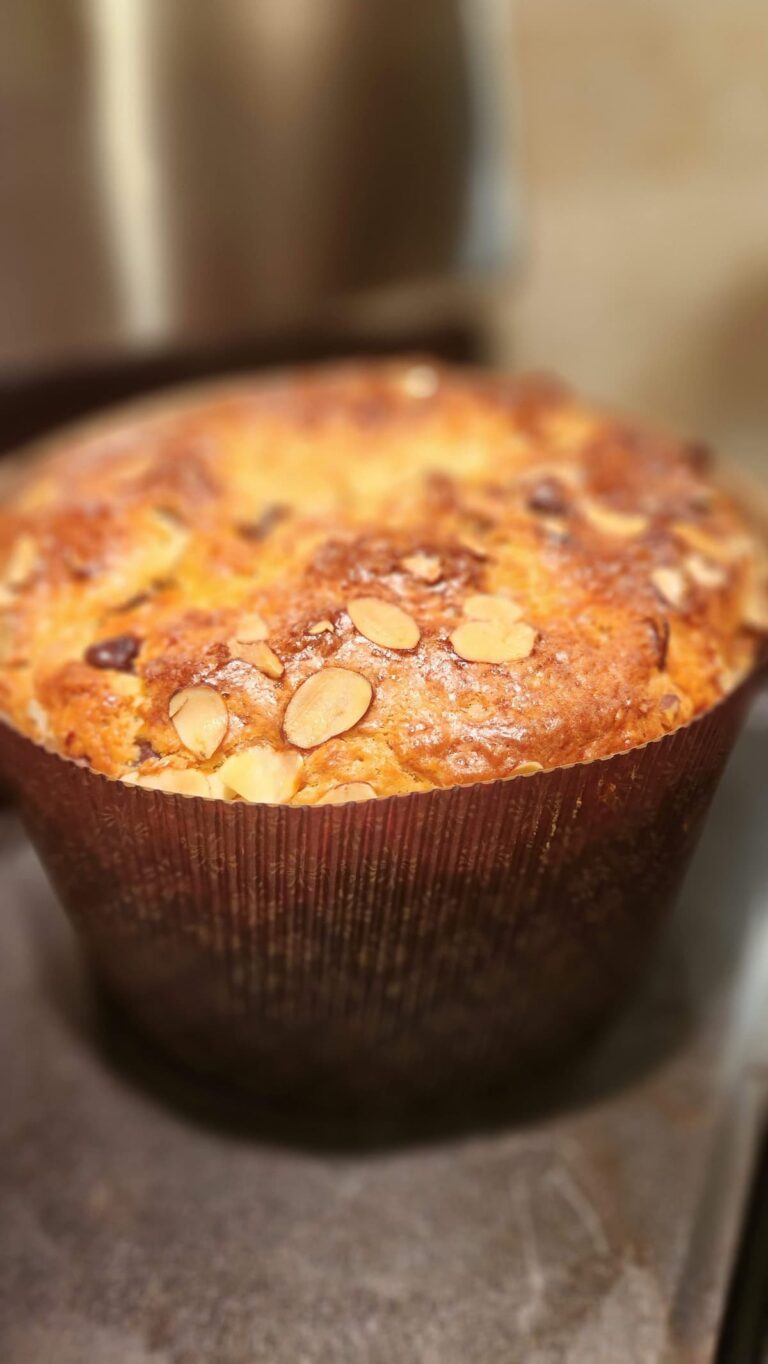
[
  {"xmin": 85, "ymin": 633, "xmax": 141, "ymax": 673},
  {"xmin": 134, "ymin": 737, "xmax": 159, "ymax": 763},
  {"xmin": 112, "ymin": 591, "xmax": 150, "ymax": 613},
  {"xmin": 66, "ymin": 559, "xmax": 98, "ymax": 581},
  {"xmin": 684, "ymin": 441, "xmax": 713, "ymax": 473},
  {"xmin": 237, "ymin": 504, "xmax": 290, "ymax": 541},
  {"xmin": 526, "ymin": 478, "xmax": 569, "ymax": 516}
]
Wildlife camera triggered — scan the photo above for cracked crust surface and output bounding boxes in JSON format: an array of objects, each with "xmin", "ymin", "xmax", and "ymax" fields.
[{"xmin": 0, "ymin": 361, "xmax": 765, "ymax": 803}]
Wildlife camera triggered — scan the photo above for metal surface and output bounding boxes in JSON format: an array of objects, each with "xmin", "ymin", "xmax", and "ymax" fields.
[
  {"xmin": 1, "ymin": 700, "xmax": 767, "ymax": 1363},
  {"xmin": 1, "ymin": 0, "xmax": 517, "ymax": 377}
]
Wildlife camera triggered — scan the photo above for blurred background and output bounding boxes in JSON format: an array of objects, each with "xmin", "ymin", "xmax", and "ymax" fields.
[
  {"xmin": 3, "ymin": 7, "xmax": 768, "ymax": 1359},
  {"xmin": 510, "ymin": 0, "xmax": 768, "ymax": 483},
  {"xmin": 2, "ymin": 0, "xmax": 768, "ymax": 482}
]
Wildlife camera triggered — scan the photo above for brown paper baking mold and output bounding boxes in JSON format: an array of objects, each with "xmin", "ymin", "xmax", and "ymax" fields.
[{"xmin": 0, "ymin": 669, "xmax": 762, "ymax": 1110}]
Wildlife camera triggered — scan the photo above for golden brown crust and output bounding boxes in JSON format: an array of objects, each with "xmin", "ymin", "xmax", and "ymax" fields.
[{"xmin": 0, "ymin": 361, "xmax": 765, "ymax": 802}]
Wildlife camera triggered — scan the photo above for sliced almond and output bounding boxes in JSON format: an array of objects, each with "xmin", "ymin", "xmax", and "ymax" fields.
[
  {"xmin": 742, "ymin": 583, "xmax": 768, "ymax": 632},
  {"xmin": 169, "ymin": 684, "xmax": 228, "ymax": 760},
  {"xmin": 511, "ymin": 760, "xmax": 543, "ymax": 777},
  {"xmin": 463, "ymin": 593, "xmax": 523, "ymax": 628},
  {"xmin": 283, "ymin": 667, "xmax": 373, "ymax": 749},
  {"xmin": 651, "ymin": 566, "xmax": 687, "ymax": 610},
  {"xmin": 463, "ymin": 492, "xmax": 500, "ymax": 526},
  {"xmin": 458, "ymin": 533, "xmax": 490, "ymax": 560},
  {"xmin": 135, "ymin": 767, "xmax": 229, "ymax": 800},
  {"xmin": 401, "ymin": 364, "xmax": 439, "ymax": 399},
  {"xmin": 582, "ymin": 500, "xmax": 649, "ymax": 538},
  {"xmin": 4, "ymin": 534, "xmax": 38, "ymax": 588},
  {"xmin": 401, "ymin": 553, "xmax": 442, "ymax": 584},
  {"xmin": 539, "ymin": 515, "xmax": 569, "ymax": 542},
  {"xmin": 347, "ymin": 597, "xmax": 420, "ymax": 650},
  {"xmin": 726, "ymin": 533, "xmax": 762, "ymax": 562},
  {"xmin": 545, "ymin": 408, "xmax": 599, "ymax": 449},
  {"xmin": 218, "ymin": 745, "xmax": 303, "ymax": 804},
  {"xmin": 232, "ymin": 611, "xmax": 269, "ymax": 642},
  {"xmin": 27, "ymin": 697, "xmax": 49, "ymax": 738},
  {"xmin": 659, "ymin": 691, "xmax": 681, "ymax": 711},
  {"xmin": 0, "ymin": 617, "xmax": 14, "ymax": 665},
  {"xmin": 316, "ymin": 781, "xmax": 377, "ymax": 805},
  {"xmin": 659, "ymin": 694, "xmax": 682, "ymax": 729},
  {"xmin": 450, "ymin": 620, "xmax": 536, "ymax": 664},
  {"xmin": 673, "ymin": 522, "xmax": 754, "ymax": 564},
  {"xmin": 146, "ymin": 514, "xmax": 190, "ymax": 575},
  {"xmin": 719, "ymin": 660, "xmax": 749, "ymax": 693},
  {"xmin": 230, "ymin": 638, "xmax": 284, "ymax": 678},
  {"xmin": 308, "ymin": 619, "xmax": 334, "ymax": 635},
  {"xmin": 685, "ymin": 553, "xmax": 728, "ymax": 590}
]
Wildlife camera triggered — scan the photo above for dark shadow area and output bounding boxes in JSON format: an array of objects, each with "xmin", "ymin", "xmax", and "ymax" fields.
[
  {"xmin": 571, "ymin": 694, "xmax": 768, "ymax": 1108},
  {"xmin": 0, "ymin": 809, "xmax": 23, "ymax": 857},
  {"xmin": 23, "ymin": 703, "xmax": 768, "ymax": 1156},
  {"xmin": 716, "ymin": 1119, "xmax": 768, "ymax": 1364},
  {"xmin": 0, "ymin": 322, "xmax": 481, "ymax": 456}
]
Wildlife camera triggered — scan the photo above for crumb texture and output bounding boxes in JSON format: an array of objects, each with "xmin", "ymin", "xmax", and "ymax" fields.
[{"xmin": 0, "ymin": 361, "xmax": 765, "ymax": 803}]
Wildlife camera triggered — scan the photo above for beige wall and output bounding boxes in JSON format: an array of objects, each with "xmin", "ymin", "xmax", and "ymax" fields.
[{"xmin": 504, "ymin": 0, "xmax": 768, "ymax": 475}]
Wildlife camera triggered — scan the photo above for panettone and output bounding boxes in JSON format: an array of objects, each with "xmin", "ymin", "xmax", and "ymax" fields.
[{"xmin": 0, "ymin": 361, "xmax": 765, "ymax": 806}]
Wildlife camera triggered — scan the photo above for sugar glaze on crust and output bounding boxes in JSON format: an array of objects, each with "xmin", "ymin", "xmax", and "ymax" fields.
[{"xmin": 0, "ymin": 362, "xmax": 765, "ymax": 804}]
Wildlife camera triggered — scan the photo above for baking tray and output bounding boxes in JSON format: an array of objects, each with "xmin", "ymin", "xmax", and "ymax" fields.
[{"xmin": 1, "ymin": 695, "xmax": 767, "ymax": 1363}]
